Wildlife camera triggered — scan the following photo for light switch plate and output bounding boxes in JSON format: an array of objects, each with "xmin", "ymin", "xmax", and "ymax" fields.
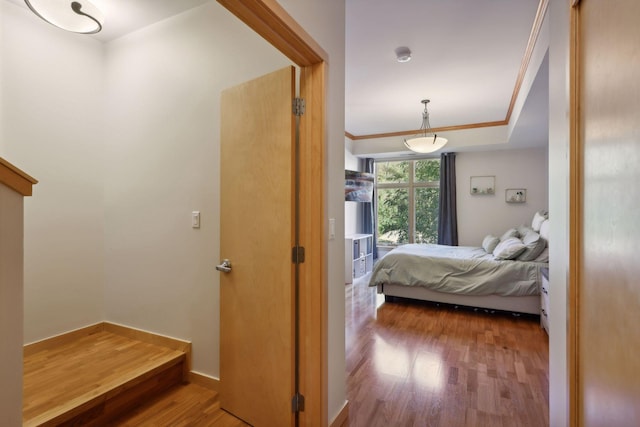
[{"xmin": 329, "ymin": 218, "xmax": 335, "ymax": 240}]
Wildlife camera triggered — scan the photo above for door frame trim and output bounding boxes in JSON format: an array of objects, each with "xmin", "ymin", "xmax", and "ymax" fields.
[
  {"xmin": 569, "ymin": 1, "xmax": 581, "ymax": 426},
  {"xmin": 216, "ymin": 1, "xmax": 328, "ymax": 425},
  {"xmin": 217, "ymin": 0, "xmax": 327, "ymax": 65}
]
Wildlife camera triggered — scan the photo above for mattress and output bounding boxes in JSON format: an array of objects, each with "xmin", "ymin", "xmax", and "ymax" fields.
[{"xmin": 368, "ymin": 243, "xmax": 547, "ymax": 297}]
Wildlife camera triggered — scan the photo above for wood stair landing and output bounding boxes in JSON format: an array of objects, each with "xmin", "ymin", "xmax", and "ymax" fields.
[
  {"xmin": 23, "ymin": 329, "xmax": 187, "ymax": 427},
  {"xmin": 110, "ymin": 383, "xmax": 249, "ymax": 426}
]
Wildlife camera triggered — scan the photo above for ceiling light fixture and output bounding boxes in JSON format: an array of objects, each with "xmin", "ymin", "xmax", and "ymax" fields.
[
  {"xmin": 395, "ymin": 46, "xmax": 412, "ymax": 63},
  {"xmin": 403, "ymin": 99, "xmax": 448, "ymax": 153},
  {"xmin": 24, "ymin": 0, "xmax": 103, "ymax": 34}
]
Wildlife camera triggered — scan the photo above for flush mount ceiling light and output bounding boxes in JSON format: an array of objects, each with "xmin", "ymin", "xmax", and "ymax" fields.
[
  {"xmin": 24, "ymin": 0, "xmax": 103, "ymax": 34},
  {"xmin": 395, "ymin": 46, "xmax": 412, "ymax": 63},
  {"xmin": 403, "ymin": 99, "xmax": 448, "ymax": 154}
]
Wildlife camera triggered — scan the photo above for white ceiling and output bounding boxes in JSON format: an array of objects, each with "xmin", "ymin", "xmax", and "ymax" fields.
[
  {"xmin": 9, "ymin": 0, "xmax": 548, "ymax": 149},
  {"xmin": 346, "ymin": 0, "xmax": 546, "ymax": 142},
  {"xmin": 6, "ymin": 0, "xmax": 210, "ymax": 42}
]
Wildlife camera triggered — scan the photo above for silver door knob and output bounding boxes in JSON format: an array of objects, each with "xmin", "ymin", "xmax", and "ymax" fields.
[{"xmin": 216, "ymin": 259, "xmax": 232, "ymax": 273}]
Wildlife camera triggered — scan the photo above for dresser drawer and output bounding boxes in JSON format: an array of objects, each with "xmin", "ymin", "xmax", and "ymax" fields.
[
  {"xmin": 540, "ymin": 267, "xmax": 549, "ymax": 334},
  {"xmin": 540, "ymin": 305, "xmax": 550, "ymax": 334}
]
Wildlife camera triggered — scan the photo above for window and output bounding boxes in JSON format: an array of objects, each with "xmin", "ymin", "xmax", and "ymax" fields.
[{"xmin": 376, "ymin": 159, "xmax": 440, "ymax": 246}]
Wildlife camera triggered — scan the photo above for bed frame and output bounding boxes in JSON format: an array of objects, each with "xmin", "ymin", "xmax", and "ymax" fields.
[{"xmin": 377, "ymin": 283, "xmax": 541, "ymax": 315}]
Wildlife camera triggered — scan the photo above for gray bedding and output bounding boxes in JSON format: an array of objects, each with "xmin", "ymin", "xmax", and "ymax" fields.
[{"xmin": 369, "ymin": 244, "xmax": 547, "ymax": 297}]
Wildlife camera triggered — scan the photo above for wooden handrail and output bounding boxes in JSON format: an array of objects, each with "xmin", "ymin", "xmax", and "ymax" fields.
[{"xmin": 0, "ymin": 157, "xmax": 38, "ymax": 196}]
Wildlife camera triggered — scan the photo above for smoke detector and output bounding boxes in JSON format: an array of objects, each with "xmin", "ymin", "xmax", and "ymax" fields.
[{"xmin": 395, "ymin": 46, "xmax": 412, "ymax": 63}]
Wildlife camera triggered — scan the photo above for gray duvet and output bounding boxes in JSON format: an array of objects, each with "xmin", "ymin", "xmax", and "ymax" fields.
[{"xmin": 368, "ymin": 244, "xmax": 546, "ymax": 297}]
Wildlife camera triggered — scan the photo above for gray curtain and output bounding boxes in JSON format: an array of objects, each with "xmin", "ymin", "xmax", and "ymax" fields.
[
  {"xmin": 437, "ymin": 152, "xmax": 458, "ymax": 246},
  {"xmin": 360, "ymin": 158, "xmax": 378, "ymax": 259}
]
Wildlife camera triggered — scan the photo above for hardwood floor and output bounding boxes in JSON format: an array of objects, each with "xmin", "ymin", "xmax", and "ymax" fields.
[
  {"xmin": 23, "ymin": 330, "xmax": 186, "ymax": 426},
  {"xmin": 22, "ymin": 329, "xmax": 248, "ymax": 426},
  {"xmin": 109, "ymin": 383, "xmax": 249, "ymax": 426},
  {"xmin": 346, "ymin": 276, "xmax": 549, "ymax": 427},
  {"xmin": 23, "ymin": 280, "xmax": 547, "ymax": 426}
]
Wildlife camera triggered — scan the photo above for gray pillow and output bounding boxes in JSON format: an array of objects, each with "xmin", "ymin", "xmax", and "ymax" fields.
[
  {"xmin": 539, "ymin": 219, "xmax": 550, "ymax": 246},
  {"xmin": 517, "ymin": 230, "xmax": 546, "ymax": 261},
  {"xmin": 493, "ymin": 237, "xmax": 526, "ymax": 260},
  {"xmin": 516, "ymin": 224, "xmax": 533, "ymax": 238},
  {"xmin": 534, "ymin": 247, "xmax": 549, "ymax": 263},
  {"xmin": 482, "ymin": 235, "xmax": 500, "ymax": 254},
  {"xmin": 500, "ymin": 227, "xmax": 519, "ymax": 242}
]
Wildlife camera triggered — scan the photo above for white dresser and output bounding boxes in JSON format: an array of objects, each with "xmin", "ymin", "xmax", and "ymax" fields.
[{"xmin": 540, "ymin": 267, "xmax": 549, "ymax": 334}]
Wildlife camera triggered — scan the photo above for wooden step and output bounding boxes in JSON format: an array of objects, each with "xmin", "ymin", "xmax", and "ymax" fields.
[
  {"xmin": 23, "ymin": 326, "xmax": 188, "ymax": 426},
  {"xmin": 110, "ymin": 383, "xmax": 250, "ymax": 426}
]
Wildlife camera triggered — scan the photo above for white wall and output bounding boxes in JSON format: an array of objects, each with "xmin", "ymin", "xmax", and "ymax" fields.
[
  {"xmin": 456, "ymin": 147, "xmax": 549, "ymax": 246},
  {"xmin": 0, "ymin": 0, "xmax": 3, "ymax": 153},
  {"xmin": 103, "ymin": 4, "xmax": 348, "ymax": 420},
  {"xmin": 1, "ymin": 1, "xmax": 105, "ymax": 343},
  {"xmin": 2, "ymin": 0, "xmax": 347, "ymax": 422},
  {"xmin": 548, "ymin": 0, "xmax": 569, "ymax": 424},
  {"xmin": 102, "ymin": 2, "xmax": 290, "ymax": 379}
]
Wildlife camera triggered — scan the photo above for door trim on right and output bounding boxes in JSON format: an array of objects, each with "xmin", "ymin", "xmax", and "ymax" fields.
[{"xmin": 568, "ymin": 2, "xmax": 581, "ymax": 426}]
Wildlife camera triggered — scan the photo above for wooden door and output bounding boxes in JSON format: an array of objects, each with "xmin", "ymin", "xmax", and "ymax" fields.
[
  {"xmin": 572, "ymin": 1, "xmax": 640, "ymax": 425},
  {"xmin": 219, "ymin": 66, "xmax": 296, "ymax": 427}
]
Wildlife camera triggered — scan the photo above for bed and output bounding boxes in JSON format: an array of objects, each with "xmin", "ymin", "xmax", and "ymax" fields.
[{"xmin": 369, "ymin": 212, "xmax": 549, "ymax": 315}]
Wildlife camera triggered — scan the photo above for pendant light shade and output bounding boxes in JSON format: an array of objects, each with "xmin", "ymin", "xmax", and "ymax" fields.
[
  {"xmin": 403, "ymin": 99, "xmax": 448, "ymax": 154},
  {"xmin": 24, "ymin": 0, "xmax": 103, "ymax": 34}
]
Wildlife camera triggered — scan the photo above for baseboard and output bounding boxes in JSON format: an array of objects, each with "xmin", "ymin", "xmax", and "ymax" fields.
[
  {"xmin": 104, "ymin": 322, "xmax": 191, "ymax": 363},
  {"xmin": 23, "ymin": 323, "xmax": 104, "ymax": 357},
  {"xmin": 330, "ymin": 400, "xmax": 349, "ymax": 427},
  {"xmin": 187, "ymin": 371, "xmax": 220, "ymax": 392}
]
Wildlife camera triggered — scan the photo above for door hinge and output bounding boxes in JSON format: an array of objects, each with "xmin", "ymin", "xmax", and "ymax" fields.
[
  {"xmin": 293, "ymin": 97, "xmax": 305, "ymax": 116},
  {"xmin": 291, "ymin": 393, "xmax": 305, "ymax": 412},
  {"xmin": 292, "ymin": 246, "xmax": 305, "ymax": 264}
]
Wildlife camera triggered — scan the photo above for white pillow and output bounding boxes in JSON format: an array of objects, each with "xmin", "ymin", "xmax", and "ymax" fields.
[
  {"xmin": 531, "ymin": 210, "xmax": 548, "ymax": 232},
  {"xmin": 482, "ymin": 235, "xmax": 500, "ymax": 254},
  {"xmin": 493, "ymin": 237, "xmax": 526, "ymax": 260}
]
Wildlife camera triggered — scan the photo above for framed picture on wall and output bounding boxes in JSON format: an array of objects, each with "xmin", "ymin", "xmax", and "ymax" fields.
[
  {"xmin": 470, "ymin": 176, "xmax": 495, "ymax": 195},
  {"xmin": 505, "ymin": 188, "xmax": 527, "ymax": 203}
]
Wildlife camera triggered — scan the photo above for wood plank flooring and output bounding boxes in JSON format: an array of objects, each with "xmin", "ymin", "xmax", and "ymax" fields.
[
  {"xmin": 346, "ymin": 275, "xmax": 549, "ymax": 427},
  {"xmin": 23, "ymin": 329, "xmax": 250, "ymax": 426},
  {"xmin": 109, "ymin": 383, "xmax": 248, "ymax": 426},
  {"xmin": 23, "ymin": 330, "xmax": 186, "ymax": 426},
  {"xmin": 23, "ymin": 278, "xmax": 548, "ymax": 426}
]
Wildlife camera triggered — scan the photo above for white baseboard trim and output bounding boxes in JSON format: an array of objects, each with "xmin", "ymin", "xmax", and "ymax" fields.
[{"xmin": 330, "ymin": 400, "xmax": 349, "ymax": 427}]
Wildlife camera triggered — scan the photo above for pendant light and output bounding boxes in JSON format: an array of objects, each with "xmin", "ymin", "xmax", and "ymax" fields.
[
  {"xmin": 24, "ymin": 0, "xmax": 103, "ymax": 34},
  {"xmin": 403, "ymin": 99, "xmax": 448, "ymax": 154}
]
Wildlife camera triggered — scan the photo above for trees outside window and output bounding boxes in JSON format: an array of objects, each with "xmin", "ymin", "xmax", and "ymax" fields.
[{"xmin": 376, "ymin": 159, "xmax": 440, "ymax": 246}]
